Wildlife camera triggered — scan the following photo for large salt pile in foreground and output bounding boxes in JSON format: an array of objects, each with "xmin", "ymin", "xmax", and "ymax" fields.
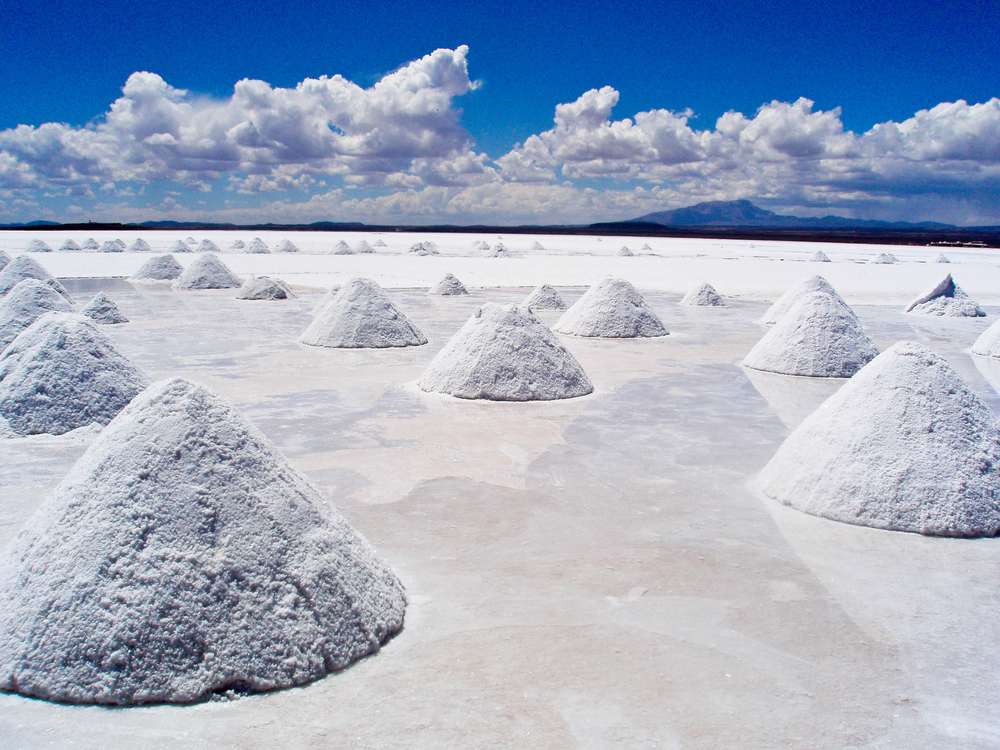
[
  {"xmin": 743, "ymin": 290, "xmax": 878, "ymax": 377},
  {"xmin": 554, "ymin": 278, "xmax": 668, "ymax": 338},
  {"xmin": 81, "ymin": 238, "xmax": 100, "ymax": 250},
  {"xmin": 236, "ymin": 277, "xmax": 296, "ymax": 300},
  {"xmin": 759, "ymin": 275, "xmax": 838, "ymax": 326},
  {"xmin": 972, "ymin": 319, "xmax": 1000, "ymax": 358},
  {"xmin": 310, "ymin": 285, "xmax": 342, "ymax": 315},
  {"xmin": 173, "ymin": 254, "xmax": 242, "ymax": 290},
  {"xmin": 246, "ymin": 238, "xmax": 269, "ymax": 254},
  {"xmin": 25, "ymin": 239, "xmax": 52, "ymax": 253},
  {"xmin": 81, "ymin": 292, "xmax": 128, "ymax": 324},
  {"xmin": 0, "ymin": 312, "xmax": 149, "ymax": 436},
  {"xmin": 196, "ymin": 239, "xmax": 221, "ymax": 253},
  {"xmin": 132, "ymin": 254, "xmax": 183, "ymax": 282},
  {"xmin": 0, "ymin": 257, "xmax": 71, "ymax": 300},
  {"xmin": 275, "ymin": 239, "xmax": 299, "ymax": 253},
  {"xmin": 169, "ymin": 239, "xmax": 192, "ymax": 253},
  {"xmin": 869, "ymin": 252, "xmax": 897, "ymax": 264},
  {"xmin": 904, "ymin": 274, "xmax": 984, "ymax": 317},
  {"xmin": 58, "ymin": 240, "xmax": 82, "ymax": 253},
  {"xmin": 931, "ymin": 253, "xmax": 950, "ymax": 263},
  {"xmin": 810, "ymin": 250, "xmax": 832, "ymax": 262},
  {"xmin": 758, "ymin": 341, "xmax": 1000, "ymax": 536},
  {"xmin": 127, "ymin": 238, "xmax": 151, "ymax": 253},
  {"xmin": 301, "ymin": 278, "xmax": 427, "ymax": 348},
  {"xmin": 0, "ymin": 377, "xmax": 405, "ymax": 703},
  {"xmin": 523, "ymin": 284, "xmax": 566, "ymax": 310},
  {"xmin": 428, "ymin": 274, "xmax": 468, "ymax": 296},
  {"xmin": 418, "ymin": 303, "xmax": 593, "ymax": 401},
  {"xmin": 0, "ymin": 279, "xmax": 74, "ymax": 351},
  {"xmin": 680, "ymin": 282, "xmax": 724, "ymax": 307}
]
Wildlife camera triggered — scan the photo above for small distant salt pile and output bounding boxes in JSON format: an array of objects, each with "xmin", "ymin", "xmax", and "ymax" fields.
[
  {"xmin": 274, "ymin": 239, "xmax": 299, "ymax": 253},
  {"xmin": 172, "ymin": 253, "xmax": 242, "ymax": 290},
  {"xmin": 246, "ymin": 237, "xmax": 270, "ymax": 254},
  {"xmin": 409, "ymin": 242, "xmax": 438, "ymax": 256},
  {"xmin": 185, "ymin": 236, "xmax": 197, "ymax": 244},
  {"xmin": 471, "ymin": 240, "xmax": 490, "ymax": 253},
  {"xmin": 355, "ymin": 240, "xmax": 375, "ymax": 254},
  {"xmin": 169, "ymin": 239, "xmax": 192, "ymax": 253},
  {"xmin": 99, "ymin": 240, "xmax": 123, "ymax": 253},
  {"xmin": 743, "ymin": 290, "xmax": 878, "ymax": 377},
  {"xmin": 759, "ymin": 275, "xmax": 838, "ymax": 326},
  {"xmin": 196, "ymin": 239, "xmax": 221, "ymax": 254},
  {"xmin": 810, "ymin": 250, "xmax": 832, "ymax": 262},
  {"xmin": 127, "ymin": 238, "xmax": 151, "ymax": 253},
  {"xmin": 904, "ymin": 274, "xmax": 984, "ymax": 317},
  {"xmin": 81, "ymin": 292, "xmax": 128, "ymax": 324},
  {"xmin": 0, "ymin": 251, "xmax": 11, "ymax": 270},
  {"xmin": 332, "ymin": 240, "xmax": 354, "ymax": 255},
  {"xmin": 0, "ymin": 256, "xmax": 71, "ymax": 299},
  {"xmin": 615, "ymin": 246, "xmax": 634, "ymax": 257},
  {"xmin": 300, "ymin": 278, "xmax": 426, "ymax": 348},
  {"xmin": 641, "ymin": 243, "xmax": 653, "ymax": 252},
  {"xmin": 869, "ymin": 252, "xmax": 897, "ymax": 264},
  {"xmin": 81, "ymin": 238, "xmax": 100, "ymax": 250},
  {"xmin": 132, "ymin": 254, "xmax": 183, "ymax": 282},
  {"xmin": 972, "ymin": 319, "xmax": 1000, "ymax": 358},
  {"xmin": 25, "ymin": 239, "xmax": 52, "ymax": 253},
  {"xmin": 374, "ymin": 239, "xmax": 387, "ymax": 247},
  {"xmin": 0, "ymin": 377, "xmax": 405, "ymax": 703},
  {"xmin": 418, "ymin": 303, "xmax": 593, "ymax": 401},
  {"xmin": 554, "ymin": 278, "xmax": 668, "ymax": 338},
  {"xmin": 527, "ymin": 241, "xmax": 545, "ymax": 253},
  {"xmin": 428, "ymin": 273, "xmax": 468, "ymax": 296},
  {"xmin": 235, "ymin": 277, "xmax": 296, "ymax": 300},
  {"xmin": 522, "ymin": 284, "xmax": 566, "ymax": 310},
  {"xmin": 0, "ymin": 279, "xmax": 74, "ymax": 351},
  {"xmin": 758, "ymin": 341, "xmax": 1000, "ymax": 536},
  {"xmin": 931, "ymin": 253, "xmax": 951, "ymax": 263},
  {"xmin": 486, "ymin": 243, "xmax": 511, "ymax": 258},
  {"xmin": 310, "ymin": 285, "xmax": 342, "ymax": 315},
  {"xmin": 0, "ymin": 312, "xmax": 149, "ymax": 436},
  {"xmin": 229, "ymin": 239, "xmax": 246, "ymax": 250},
  {"xmin": 679, "ymin": 282, "xmax": 725, "ymax": 307},
  {"xmin": 58, "ymin": 239, "xmax": 82, "ymax": 253}
]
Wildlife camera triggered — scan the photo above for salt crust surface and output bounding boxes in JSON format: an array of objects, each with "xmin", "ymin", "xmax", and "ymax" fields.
[
  {"xmin": 0, "ymin": 251, "xmax": 9, "ymax": 270},
  {"xmin": 235, "ymin": 277, "xmax": 295, "ymax": 300},
  {"xmin": 131, "ymin": 254, "xmax": 183, "ymax": 282},
  {"xmin": 0, "ymin": 279, "xmax": 74, "ymax": 351},
  {"xmin": 904, "ymin": 273, "xmax": 985, "ymax": 317},
  {"xmin": 759, "ymin": 275, "xmax": 838, "ymax": 326},
  {"xmin": 168, "ymin": 240, "xmax": 191, "ymax": 254},
  {"xmin": 127, "ymin": 239, "xmax": 151, "ymax": 253},
  {"xmin": 274, "ymin": 240, "xmax": 299, "ymax": 253},
  {"xmin": 196, "ymin": 239, "xmax": 221, "ymax": 254},
  {"xmin": 246, "ymin": 238, "xmax": 269, "ymax": 254},
  {"xmin": 810, "ymin": 250, "xmax": 832, "ymax": 262},
  {"xmin": 972, "ymin": 318, "xmax": 1000, "ymax": 358},
  {"xmin": 428, "ymin": 273, "xmax": 468, "ymax": 295},
  {"xmin": 0, "ymin": 312, "xmax": 149, "ymax": 436},
  {"xmin": 25, "ymin": 240, "xmax": 51, "ymax": 253},
  {"xmin": 0, "ymin": 256, "xmax": 71, "ymax": 300},
  {"xmin": 680, "ymin": 282, "xmax": 725, "ymax": 307},
  {"xmin": 418, "ymin": 303, "xmax": 593, "ymax": 401},
  {"xmin": 931, "ymin": 253, "xmax": 951, "ymax": 263},
  {"xmin": 743, "ymin": 290, "xmax": 878, "ymax": 377},
  {"xmin": 81, "ymin": 238, "xmax": 99, "ymax": 250},
  {"xmin": 81, "ymin": 292, "xmax": 129, "ymax": 324},
  {"xmin": 58, "ymin": 240, "xmax": 81, "ymax": 253},
  {"xmin": 869, "ymin": 252, "xmax": 897, "ymax": 264},
  {"xmin": 172, "ymin": 254, "xmax": 242, "ymax": 290},
  {"xmin": 300, "ymin": 278, "xmax": 427, "ymax": 348},
  {"xmin": 758, "ymin": 341, "xmax": 1000, "ymax": 536},
  {"xmin": 522, "ymin": 284, "xmax": 566, "ymax": 310},
  {"xmin": 554, "ymin": 278, "xmax": 668, "ymax": 338},
  {"xmin": 0, "ymin": 377, "xmax": 405, "ymax": 703}
]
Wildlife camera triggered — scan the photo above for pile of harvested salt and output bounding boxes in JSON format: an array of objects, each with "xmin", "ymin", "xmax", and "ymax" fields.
[
  {"xmin": 931, "ymin": 253, "xmax": 950, "ymax": 263},
  {"xmin": 409, "ymin": 242, "xmax": 438, "ymax": 256},
  {"xmin": 196, "ymin": 239, "xmax": 221, "ymax": 254},
  {"xmin": 310, "ymin": 286, "xmax": 342, "ymax": 315},
  {"xmin": 679, "ymin": 282, "xmax": 725, "ymax": 307},
  {"xmin": 81, "ymin": 292, "xmax": 128, "ymax": 324},
  {"xmin": 81, "ymin": 238, "xmax": 100, "ymax": 250},
  {"xmin": 810, "ymin": 250, "xmax": 832, "ymax": 262},
  {"xmin": 869, "ymin": 252, "xmax": 897, "ymax": 264},
  {"xmin": 429, "ymin": 274, "xmax": 468, "ymax": 296},
  {"xmin": 274, "ymin": 239, "xmax": 299, "ymax": 253},
  {"xmin": 641, "ymin": 243, "xmax": 653, "ymax": 252},
  {"xmin": 246, "ymin": 238, "xmax": 269, "ymax": 254},
  {"xmin": 172, "ymin": 254, "xmax": 241, "ymax": 290},
  {"xmin": 235, "ymin": 277, "xmax": 295, "ymax": 300},
  {"xmin": 528, "ymin": 241, "xmax": 545, "ymax": 252},
  {"xmin": 0, "ymin": 377, "xmax": 405, "ymax": 703},
  {"xmin": 168, "ymin": 239, "xmax": 192, "ymax": 253},
  {"xmin": 471, "ymin": 240, "xmax": 490, "ymax": 253},
  {"xmin": 99, "ymin": 240, "xmax": 123, "ymax": 253},
  {"xmin": 0, "ymin": 312, "xmax": 149, "ymax": 435},
  {"xmin": 0, "ymin": 256, "xmax": 71, "ymax": 299},
  {"xmin": 522, "ymin": 284, "xmax": 566, "ymax": 310},
  {"xmin": 486, "ymin": 243, "xmax": 511, "ymax": 258},
  {"xmin": 127, "ymin": 238, "xmax": 151, "ymax": 253},
  {"xmin": 0, "ymin": 251, "xmax": 10, "ymax": 270},
  {"xmin": 615, "ymin": 246, "xmax": 633, "ymax": 257},
  {"xmin": 131, "ymin": 254, "xmax": 183, "ymax": 282},
  {"xmin": 743, "ymin": 290, "xmax": 878, "ymax": 377},
  {"xmin": 229, "ymin": 239, "xmax": 246, "ymax": 250},
  {"xmin": 185, "ymin": 236, "xmax": 197, "ymax": 244},
  {"xmin": 301, "ymin": 278, "xmax": 426, "ymax": 348},
  {"xmin": 759, "ymin": 275, "xmax": 838, "ymax": 326},
  {"xmin": 58, "ymin": 240, "xmax": 82, "ymax": 252},
  {"xmin": 971, "ymin": 319, "xmax": 1000, "ymax": 358},
  {"xmin": 418, "ymin": 303, "xmax": 593, "ymax": 401},
  {"xmin": 904, "ymin": 274, "xmax": 984, "ymax": 317},
  {"xmin": 355, "ymin": 240, "xmax": 375, "ymax": 254},
  {"xmin": 332, "ymin": 240, "xmax": 353, "ymax": 255},
  {"xmin": 554, "ymin": 278, "xmax": 668, "ymax": 338},
  {"xmin": 757, "ymin": 341, "xmax": 1000, "ymax": 536},
  {"xmin": 374, "ymin": 239, "xmax": 387, "ymax": 247},
  {"xmin": 0, "ymin": 279, "xmax": 74, "ymax": 351},
  {"xmin": 25, "ymin": 239, "xmax": 52, "ymax": 253}
]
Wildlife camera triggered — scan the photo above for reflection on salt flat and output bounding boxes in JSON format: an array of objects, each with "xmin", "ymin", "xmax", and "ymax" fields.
[{"xmin": 742, "ymin": 366, "xmax": 845, "ymax": 430}]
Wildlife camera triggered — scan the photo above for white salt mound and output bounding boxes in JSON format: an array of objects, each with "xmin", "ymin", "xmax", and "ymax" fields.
[
  {"xmin": 310, "ymin": 286, "xmax": 342, "ymax": 316},
  {"xmin": 58, "ymin": 240, "xmax": 82, "ymax": 253},
  {"xmin": 428, "ymin": 274, "xmax": 468, "ymax": 296},
  {"xmin": 229, "ymin": 239, "xmax": 246, "ymax": 250},
  {"xmin": 418, "ymin": 303, "xmax": 593, "ymax": 401},
  {"xmin": 127, "ymin": 238, "xmax": 151, "ymax": 253},
  {"xmin": 195, "ymin": 239, "xmax": 221, "ymax": 254},
  {"xmin": 355, "ymin": 240, "xmax": 375, "ymax": 254},
  {"xmin": 471, "ymin": 240, "xmax": 490, "ymax": 253},
  {"xmin": 743, "ymin": 290, "xmax": 878, "ymax": 377},
  {"xmin": 486, "ymin": 243, "xmax": 511, "ymax": 258},
  {"xmin": 172, "ymin": 254, "xmax": 242, "ymax": 290},
  {"xmin": 904, "ymin": 274, "xmax": 984, "ymax": 317},
  {"xmin": 758, "ymin": 341, "xmax": 1000, "ymax": 536},
  {"xmin": 0, "ymin": 377, "xmax": 405, "ymax": 703},
  {"xmin": 332, "ymin": 240, "xmax": 353, "ymax": 255},
  {"xmin": 0, "ymin": 279, "xmax": 75, "ymax": 352},
  {"xmin": 274, "ymin": 239, "xmax": 299, "ymax": 253},
  {"xmin": 554, "ymin": 278, "xmax": 668, "ymax": 338},
  {"xmin": 810, "ymin": 250, "xmax": 832, "ymax": 262},
  {"xmin": 245, "ymin": 238, "xmax": 269, "ymax": 254},
  {"xmin": 869, "ymin": 252, "xmax": 897, "ymax": 264},
  {"xmin": 169, "ymin": 239, "xmax": 192, "ymax": 253},
  {"xmin": 641, "ymin": 243, "xmax": 653, "ymax": 252},
  {"xmin": 132, "ymin": 254, "xmax": 184, "ymax": 282},
  {"xmin": 236, "ymin": 277, "xmax": 296, "ymax": 300},
  {"xmin": 522, "ymin": 284, "xmax": 566, "ymax": 310},
  {"xmin": 81, "ymin": 238, "xmax": 100, "ymax": 250},
  {"xmin": 374, "ymin": 239, "xmax": 387, "ymax": 247},
  {"xmin": 81, "ymin": 292, "xmax": 128, "ymax": 324},
  {"xmin": 759, "ymin": 275, "xmax": 838, "ymax": 326},
  {"xmin": 409, "ymin": 242, "xmax": 438, "ymax": 256},
  {"xmin": 0, "ymin": 312, "xmax": 149, "ymax": 436},
  {"xmin": 0, "ymin": 251, "xmax": 10, "ymax": 270},
  {"xmin": 528, "ymin": 241, "xmax": 545, "ymax": 252},
  {"xmin": 615, "ymin": 246, "xmax": 634, "ymax": 257},
  {"xmin": 25, "ymin": 239, "xmax": 52, "ymax": 253},
  {"xmin": 0, "ymin": 256, "xmax": 71, "ymax": 300},
  {"xmin": 680, "ymin": 282, "xmax": 725, "ymax": 307},
  {"xmin": 972, "ymin": 319, "xmax": 1000, "ymax": 358},
  {"xmin": 931, "ymin": 253, "xmax": 950, "ymax": 263},
  {"xmin": 300, "ymin": 278, "xmax": 426, "ymax": 348},
  {"xmin": 99, "ymin": 240, "xmax": 123, "ymax": 253},
  {"xmin": 185, "ymin": 236, "xmax": 197, "ymax": 244}
]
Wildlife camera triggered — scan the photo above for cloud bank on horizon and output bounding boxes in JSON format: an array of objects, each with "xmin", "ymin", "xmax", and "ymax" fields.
[{"xmin": 2, "ymin": 46, "xmax": 999, "ymax": 226}]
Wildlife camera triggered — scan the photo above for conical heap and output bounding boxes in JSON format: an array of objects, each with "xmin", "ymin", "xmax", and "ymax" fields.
[
  {"xmin": 246, "ymin": 237, "xmax": 270, "ymax": 254},
  {"xmin": 758, "ymin": 341, "xmax": 1000, "ymax": 536},
  {"xmin": 528, "ymin": 241, "xmax": 545, "ymax": 252},
  {"xmin": 904, "ymin": 273, "xmax": 984, "ymax": 317},
  {"xmin": 743, "ymin": 290, "xmax": 878, "ymax": 377},
  {"xmin": 759, "ymin": 275, "xmax": 838, "ymax": 326},
  {"xmin": 486, "ymin": 243, "xmax": 511, "ymax": 257},
  {"xmin": 471, "ymin": 240, "xmax": 490, "ymax": 253},
  {"xmin": 615, "ymin": 246, "xmax": 634, "ymax": 257},
  {"xmin": 300, "ymin": 278, "xmax": 426, "ymax": 348},
  {"xmin": 236, "ymin": 277, "xmax": 295, "ymax": 300},
  {"xmin": 275, "ymin": 239, "xmax": 299, "ymax": 253},
  {"xmin": 374, "ymin": 239, "xmax": 387, "ymax": 247},
  {"xmin": 132, "ymin": 254, "xmax": 184, "ymax": 282},
  {"xmin": 522, "ymin": 284, "xmax": 566, "ymax": 310},
  {"xmin": 409, "ymin": 242, "xmax": 438, "ymax": 256},
  {"xmin": 81, "ymin": 238, "xmax": 100, "ymax": 250},
  {"xmin": 355, "ymin": 240, "xmax": 375, "ymax": 254},
  {"xmin": 868, "ymin": 252, "xmax": 897, "ymax": 264},
  {"xmin": 429, "ymin": 273, "xmax": 468, "ymax": 296},
  {"xmin": 810, "ymin": 250, "xmax": 832, "ymax": 262},
  {"xmin": 310, "ymin": 285, "xmax": 342, "ymax": 315},
  {"xmin": 680, "ymin": 282, "xmax": 725, "ymax": 307},
  {"xmin": 554, "ymin": 278, "xmax": 668, "ymax": 338},
  {"xmin": 172, "ymin": 254, "xmax": 242, "ymax": 290},
  {"xmin": 972, "ymin": 319, "xmax": 1000, "ymax": 358},
  {"xmin": 99, "ymin": 240, "xmax": 123, "ymax": 253},
  {"xmin": 229, "ymin": 239, "xmax": 246, "ymax": 250},
  {"xmin": 127, "ymin": 238, "xmax": 151, "ymax": 253},
  {"xmin": 931, "ymin": 253, "xmax": 950, "ymax": 263},
  {"xmin": 0, "ymin": 256, "xmax": 71, "ymax": 300},
  {"xmin": 0, "ymin": 377, "xmax": 405, "ymax": 704},
  {"xmin": 81, "ymin": 292, "xmax": 128, "ymax": 324},
  {"xmin": 0, "ymin": 250, "xmax": 10, "ymax": 270},
  {"xmin": 0, "ymin": 312, "xmax": 149, "ymax": 436},
  {"xmin": 58, "ymin": 240, "xmax": 82, "ymax": 253},
  {"xmin": 641, "ymin": 243, "xmax": 652, "ymax": 252},
  {"xmin": 185, "ymin": 236, "xmax": 197, "ymax": 244},
  {"xmin": 25, "ymin": 239, "xmax": 52, "ymax": 253},
  {"xmin": 168, "ymin": 239, "xmax": 191, "ymax": 253},
  {"xmin": 196, "ymin": 239, "xmax": 221, "ymax": 253},
  {"xmin": 332, "ymin": 240, "xmax": 353, "ymax": 255},
  {"xmin": 418, "ymin": 303, "xmax": 593, "ymax": 401},
  {"xmin": 0, "ymin": 279, "xmax": 75, "ymax": 351}
]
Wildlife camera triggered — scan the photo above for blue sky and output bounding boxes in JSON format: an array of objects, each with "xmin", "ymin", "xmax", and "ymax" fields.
[{"xmin": 2, "ymin": 0, "xmax": 998, "ymax": 225}]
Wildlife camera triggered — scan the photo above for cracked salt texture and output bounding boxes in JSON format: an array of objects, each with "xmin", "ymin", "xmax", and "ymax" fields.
[
  {"xmin": 554, "ymin": 278, "xmax": 668, "ymax": 338},
  {"xmin": 172, "ymin": 254, "xmax": 242, "ymax": 290},
  {"xmin": 904, "ymin": 274, "xmax": 984, "ymax": 317},
  {"xmin": 428, "ymin": 274, "xmax": 468, "ymax": 296},
  {"xmin": 759, "ymin": 275, "xmax": 838, "ymax": 326},
  {"xmin": 680, "ymin": 282, "xmax": 725, "ymax": 307},
  {"xmin": 300, "ymin": 278, "xmax": 426, "ymax": 348},
  {"xmin": 132, "ymin": 254, "xmax": 184, "ymax": 282},
  {"xmin": 0, "ymin": 279, "xmax": 74, "ymax": 351},
  {"xmin": 522, "ymin": 284, "xmax": 566, "ymax": 310},
  {"xmin": 81, "ymin": 292, "xmax": 128, "ymax": 324}
]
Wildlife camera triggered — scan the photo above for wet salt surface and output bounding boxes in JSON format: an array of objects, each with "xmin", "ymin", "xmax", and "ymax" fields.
[{"xmin": 1, "ymin": 281, "xmax": 1000, "ymax": 748}]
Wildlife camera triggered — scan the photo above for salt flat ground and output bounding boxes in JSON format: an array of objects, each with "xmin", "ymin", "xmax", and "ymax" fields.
[{"xmin": 1, "ymin": 233, "xmax": 1000, "ymax": 748}]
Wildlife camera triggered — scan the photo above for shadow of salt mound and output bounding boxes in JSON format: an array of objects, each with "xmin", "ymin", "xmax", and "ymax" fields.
[
  {"xmin": 743, "ymin": 366, "xmax": 845, "ymax": 430},
  {"xmin": 972, "ymin": 354, "xmax": 1000, "ymax": 396}
]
